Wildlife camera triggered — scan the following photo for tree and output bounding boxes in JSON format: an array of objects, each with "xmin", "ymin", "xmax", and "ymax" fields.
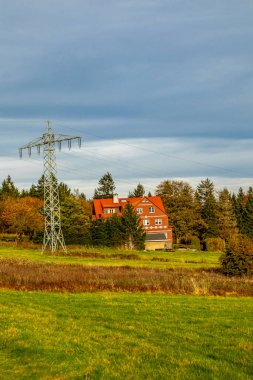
[
  {"xmin": 195, "ymin": 178, "xmax": 219, "ymax": 240},
  {"xmin": 128, "ymin": 183, "xmax": 145, "ymax": 198},
  {"xmin": 105, "ymin": 215, "xmax": 124, "ymax": 247},
  {"xmin": 91, "ymin": 219, "xmax": 108, "ymax": 246},
  {"xmin": 94, "ymin": 172, "xmax": 116, "ymax": 199},
  {"xmin": 220, "ymin": 235, "xmax": 253, "ymax": 276},
  {"xmin": 156, "ymin": 180, "xmax": 204, "ymax": 242},
  {"xmin": 60, "ymin": 196, "xmax": 91, "ymax": 245},
  {"xmin": 1, "ymin": 197, "xmax": 44, "ymax": 240},
  {"xmin": 243, "ymin": 188, "xmax": 252, "ymax": 237},
  {"xmin": 217, "ymin": 188, "xmax": 238, "ymax": 240},
  {"xmin": 0, "ymin": 175, "xmax": 19, "ymax": 198},
  {"xmin": 29, "ymin": 175, "xmax": 72, "ymax": 201},
  {"xmin": 29, "ymin": 175, "xmax": 44, "ymax": 199},
  {"xmin": 121, "ymin": 202, "xmax": 146, "ymax": 250}
]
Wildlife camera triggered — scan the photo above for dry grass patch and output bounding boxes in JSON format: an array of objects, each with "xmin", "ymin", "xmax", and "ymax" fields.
[{"xmin": 0, "ymin": 258, "xmax": 252, "ymax": 296}]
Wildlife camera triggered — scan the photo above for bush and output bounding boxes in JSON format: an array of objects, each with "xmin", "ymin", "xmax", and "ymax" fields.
[
  {"xmin": 220, "ymin": 235, "xmax": 253, "ymax": 276},
  {"xmin": 190, "ymin": 236, "xmax": 201, "ymax": 250},
  {"xmin": 205, "ymin": 238, "xmax": 225, "ymax": 252}
]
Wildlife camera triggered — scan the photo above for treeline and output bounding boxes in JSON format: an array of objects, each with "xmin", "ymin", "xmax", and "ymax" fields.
[
  {"xmin": 0, "ymin": 173, "xmax": 253, "ymax": 251},
  {"xmin": 156, "ymin": 178, "xmax": 253, "ymax": 249},
  {"xmin": 0, "ymin": 175, "xmax": 92, "ymax": 245}
]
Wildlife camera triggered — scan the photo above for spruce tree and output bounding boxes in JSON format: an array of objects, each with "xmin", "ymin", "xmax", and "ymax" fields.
[
  {"xmin": 61, "ymin": 196, "xmax": 91, "ymax": 245},
  {"xmin": 232, "ymin": 187, "xmax": 246, "ymax": 234},
  {"xmin": 94, "ymin": 172, "xmax": 116, "ymax": 199},
  {"xmin": 121, "ymin": 202, "xmax": 146, "ymax": 250},
  {"xmin": 105, "ymin": 215, "xmax": 124, "ymax": 247},
  {"xmin": 217, "ymin": 188, "xmax": 238, "ymax": 240},
  {"xmin": 0, "ymin": 175, "xmax": 19, "ymax": 198},
  {"xmin": 195, "ymin": 178, "xmax": 219, "ymax": 240},
  {"xmin": 243, "ymin": 187, "xmax": 253, "ymax": 238},
  {"xmin": 128, "ymin": 183, "xmax": 145, "ymax": 198},
  {"xmin": 91, "ymin": 219, "xmax": 108, "ymax": 246}
]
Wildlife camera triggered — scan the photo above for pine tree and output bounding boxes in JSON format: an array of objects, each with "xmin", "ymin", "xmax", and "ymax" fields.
[
  {"xmin": 0, "ymin": 175, "xmax": 19, "ymax": 198},
  {"xmin": 94, "ymin": 172, "xmax": 116, "ymax": 199},
  {"xmin": 243, "ymin": 187, "xmax": 253, "ymax": 238},
  {"xmin": 29, "ymin": 175, "xmax": 71, "ymax": 201},
  {"xmin": 232, "ymin": 187, "xmax": 246, "ymax": 234},
  {"xmin": 128, "ymin": 183, "xmax": 145, "ymax": 198},
  {"xmin": 29, "ymin": 175, "xmax": 44, "ymax": 199},
  {"xmin": 105, "ymin": 215, "xmax": 124, "ymax": 247},
  {"xmin": 121, "ymin": 202, "xmax": 146, "ymax": 250},
  {"xmin": 60, "ymin": 196, "xmax": 91, "ymax": 245},
  {"xmin": 217, "ymin": 188, "xmax": 238, "ymax": 240},
  {"xmin": 91, "ymin": 219, "xmax": 108, "ymax": 246},
  {"xmin": 195, "ymin": 178, "xmax": 219, "ymax": 239}
]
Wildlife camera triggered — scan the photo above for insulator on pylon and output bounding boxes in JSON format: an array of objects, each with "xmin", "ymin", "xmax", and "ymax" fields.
[
  {"xmin": 37, "ymin": 146, "xmax": 41, "ymax": 155},
  {"xmin": 19, "ymin": 149, "xmax": 22, "ymax": 159},
  {"xmin": 28, "ymin": 147, "xmax": 32, "ymax": 157},
  {"xmin": 78, "ymin": 138, "xmax": 81, "ymax": 148},
  {"xmin": 68, "ymin": 139, "xmax": 71, "ymax": 150},
  {"xmin": 58, "ymin": 141, "xmax": 61, "ymax": 151}
]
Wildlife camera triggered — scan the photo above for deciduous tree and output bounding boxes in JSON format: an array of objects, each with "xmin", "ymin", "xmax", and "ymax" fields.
[
  {"xmin": 156, "ymin": 180, "xmax": 203, "ymax": 242},
  {"xmin": 1, "ymin": 197, "xmax": 43, "ymax": 240}
]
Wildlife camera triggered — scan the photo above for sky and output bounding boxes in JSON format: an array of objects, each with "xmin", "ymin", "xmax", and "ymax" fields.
[{"xmin": 0, "ymin": 0, "xmax": 252, "ymax": 197}]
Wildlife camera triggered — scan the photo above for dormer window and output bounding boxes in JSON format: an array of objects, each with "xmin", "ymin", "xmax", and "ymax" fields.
[
  {"xmin": 149, "ymin": 207, "xmax": 155, "ymax": 213},
  {"xmin": 104, "ymin": 208, "xmax": 117, "ymax": 214}
]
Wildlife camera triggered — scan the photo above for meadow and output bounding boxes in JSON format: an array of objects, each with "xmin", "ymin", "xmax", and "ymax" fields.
[
  {"xmin": 0, "ymin": 245, "xmax": 253, "ymax": 379},
  {"xmin": 1, "ymin": 291, "xmax": 253, "ymax": 380},
  {"xmin": 0, "ymin": 245, "xmax": 220, "ymax": 269}
]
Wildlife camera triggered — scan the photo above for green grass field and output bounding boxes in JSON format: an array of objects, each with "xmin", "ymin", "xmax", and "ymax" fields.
[
  {"xmin": 0, "ymin": 245, "xmax": 252, "ymax": 379},
  {"xmin": 0, "ymin": 291, "xmax": 253, "ymax": 380},
  {"xmin": 0, "ymin": 246, "xmax": 220, "ymax": 269}
]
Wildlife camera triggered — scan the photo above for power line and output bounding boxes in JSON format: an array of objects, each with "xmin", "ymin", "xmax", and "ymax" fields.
[{"xmin": 56, "ymin": 122, "xmax": 253, "ymax": 178}]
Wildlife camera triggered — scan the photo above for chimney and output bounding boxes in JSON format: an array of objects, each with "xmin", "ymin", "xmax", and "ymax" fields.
[{"xmin": 113, "ymin": 193, "xmax": 119, "ymax": 203}]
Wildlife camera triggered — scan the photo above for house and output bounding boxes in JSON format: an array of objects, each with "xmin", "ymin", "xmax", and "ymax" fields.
[{"xmin": 92, "ymin": 194, "xmax": 173, "ymax": 250}]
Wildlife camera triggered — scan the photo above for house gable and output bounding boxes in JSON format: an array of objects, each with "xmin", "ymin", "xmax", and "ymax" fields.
[{"xmin": 131, "ymin": 196, "xmax": 167, "ymax": 216}]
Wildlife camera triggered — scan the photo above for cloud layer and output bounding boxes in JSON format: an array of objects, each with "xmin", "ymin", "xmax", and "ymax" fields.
[{"xmin": 0, "ymin": 1, "xmax": 252, "ymax": 195}]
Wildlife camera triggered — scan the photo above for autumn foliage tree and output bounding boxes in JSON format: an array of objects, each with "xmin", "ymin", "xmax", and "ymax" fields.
[{"xmin": 1, "ymin": 197, "xmax": 44, "ymax": 240}]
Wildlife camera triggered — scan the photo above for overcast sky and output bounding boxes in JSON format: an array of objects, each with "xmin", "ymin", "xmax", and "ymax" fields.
[{"xmin": 0, "ymin": 0, "xmax": 252, "ymax": 197}]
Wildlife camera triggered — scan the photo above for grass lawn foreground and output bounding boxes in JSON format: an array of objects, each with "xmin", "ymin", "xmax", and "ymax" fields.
[
  {"xmin": 0, "ymin": 246, "xmax": 252, "ymax": 379},
  {"xmin": 0, "ymin": 291, "xmax": 253, "ymax": 380}
]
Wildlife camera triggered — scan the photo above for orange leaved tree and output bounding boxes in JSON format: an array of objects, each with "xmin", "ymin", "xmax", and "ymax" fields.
[{"xmin": 1, "ymin": 197, "xmax": 44, "ymax": 240}]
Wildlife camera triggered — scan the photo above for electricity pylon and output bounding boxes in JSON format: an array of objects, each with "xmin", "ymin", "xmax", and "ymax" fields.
[{"xmin": 19, "ymin": 121, "xmax": 81, "ymax": 253}]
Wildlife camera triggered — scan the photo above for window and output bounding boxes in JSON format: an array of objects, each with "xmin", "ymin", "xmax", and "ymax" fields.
[
  {"xmin": 149, "ymin": 207, "xmax": 155, "ymax": 213},
  {"xmin": 136, "ymin": 208, "xmax": 143, "ymax": 214},
  {"xmin": 104, "ymin": 209, "xmax": 116, "ymax": 214},
  {"xmin": 155, "ymin": 219, "xmax": 162, "ymax": 225},
  {"xmin": 143, "ymin": 219, "xmax": 150, "ymax": 226}
]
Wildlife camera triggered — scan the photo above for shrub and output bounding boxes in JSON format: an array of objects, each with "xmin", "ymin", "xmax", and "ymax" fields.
[
  {"xmin": 205, "ymin": 237, "xmax": 225, "ymax": 252},
  {"xmin": 190, "ymin": 236, "xmax": 201, "ymax": 250},
  {"xmin": 220, "ymin": 235, "xmax": 253, "ymax": 276}
]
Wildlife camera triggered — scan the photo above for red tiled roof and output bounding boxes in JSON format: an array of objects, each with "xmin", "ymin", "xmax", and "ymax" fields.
[{"xmin": 93, "ymin": 196, "xmax": 167, "ymax": 219}]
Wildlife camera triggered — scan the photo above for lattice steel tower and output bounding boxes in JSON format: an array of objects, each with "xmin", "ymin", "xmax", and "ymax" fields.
[{"xmin": 19, "ymin": 121, "xmax": 81, "ymax": 253}]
